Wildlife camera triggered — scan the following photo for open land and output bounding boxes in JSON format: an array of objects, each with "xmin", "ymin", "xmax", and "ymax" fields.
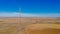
[{"xmin": 0, "ymin": 17, "xmax": 60, "ymax": 34}]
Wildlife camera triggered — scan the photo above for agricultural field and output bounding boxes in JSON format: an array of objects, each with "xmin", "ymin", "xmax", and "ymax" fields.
[{"xmin": 0, "ymin": 17, "xmax": 60, "ymax": 34}]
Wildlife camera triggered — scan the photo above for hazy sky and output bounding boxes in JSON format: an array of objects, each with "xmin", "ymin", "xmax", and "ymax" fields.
[
  {"xmin": 19, "ymin": 0, "xmax": 60, "ymax": 17},
  {"xmin": 0, "ymin": 0, "xmax": 60, "ymax": 17},
  {"xmin": 0, "ymin": 0, "xmax": 18, "ymax": 17}
]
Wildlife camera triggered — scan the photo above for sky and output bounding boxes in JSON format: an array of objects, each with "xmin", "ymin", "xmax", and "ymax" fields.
[
  {"xmin": 0, "ymin": 0, "xmax": 19, "ymax": 17},
  {"xmin": 0, "ymin": 0, "xmax": 60, "ymax": 17}
]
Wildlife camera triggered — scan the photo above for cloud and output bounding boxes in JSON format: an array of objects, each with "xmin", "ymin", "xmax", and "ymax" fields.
[
  {"xmin": 0, "ymin": 12, "xmax": 19, "ymax": 17},
  {"xmin": 21, "ymin": 13, "xmax": 40, "ymax": 17},
  {"xmin": 0, "ymin": 12, "xmax": 60, "ymax": 17},
  {"xmin": 21, "ymin": 13, "xmax": 60, "ymax": 17}
]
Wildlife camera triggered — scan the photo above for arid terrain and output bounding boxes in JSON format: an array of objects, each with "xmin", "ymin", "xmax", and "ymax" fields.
[
  {"xmin": 0, "ymin": 17, "xmax": 60, "ymax": 34},
  {"xmin": 0, "ymin": 17, "xmax": 19, "ymax": 34}
]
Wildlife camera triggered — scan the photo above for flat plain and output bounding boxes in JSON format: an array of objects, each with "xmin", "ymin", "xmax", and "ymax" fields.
[{"xmin": 0, "ymin": 17, "xmax": 60, "ymax": 34}]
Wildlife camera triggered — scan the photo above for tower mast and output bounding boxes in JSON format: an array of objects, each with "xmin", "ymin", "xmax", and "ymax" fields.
[{"xmin": 18, "ymin": 7, "xmax": 22, "ymax": 34}]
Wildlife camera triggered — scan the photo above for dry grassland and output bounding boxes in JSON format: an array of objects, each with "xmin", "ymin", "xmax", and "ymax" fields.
[
  {"xmin": 25, "ymin": 24, "xmax": 60, "ymax": 34},
  {"xmin": 0, "ymin": 18, "xmax": 19, "ymax": 34},
  {"xmin": 0, "ymin": 17, "xmax": 60, "ymax": 34},
  {"xmin": 19, "ymin": 18, "xmax": 60, "ymax": 34}
]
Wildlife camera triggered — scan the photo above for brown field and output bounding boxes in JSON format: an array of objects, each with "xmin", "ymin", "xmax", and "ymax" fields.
[
  {"xmin": 0, "ymin": 17, "xmax": 19, "ymax": 34},
  {"xmin": 25, "ymin": 24, "xmax": 60, "ymax": 34},
  {"xmin": 0, "ymin": 17, "xmax": 60, "ymax": 34}
]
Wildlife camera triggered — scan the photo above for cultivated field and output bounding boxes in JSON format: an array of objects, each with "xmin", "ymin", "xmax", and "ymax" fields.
[{"xmin": 0, "ymin": 17, "xmax": 60, "ymax": 34}]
